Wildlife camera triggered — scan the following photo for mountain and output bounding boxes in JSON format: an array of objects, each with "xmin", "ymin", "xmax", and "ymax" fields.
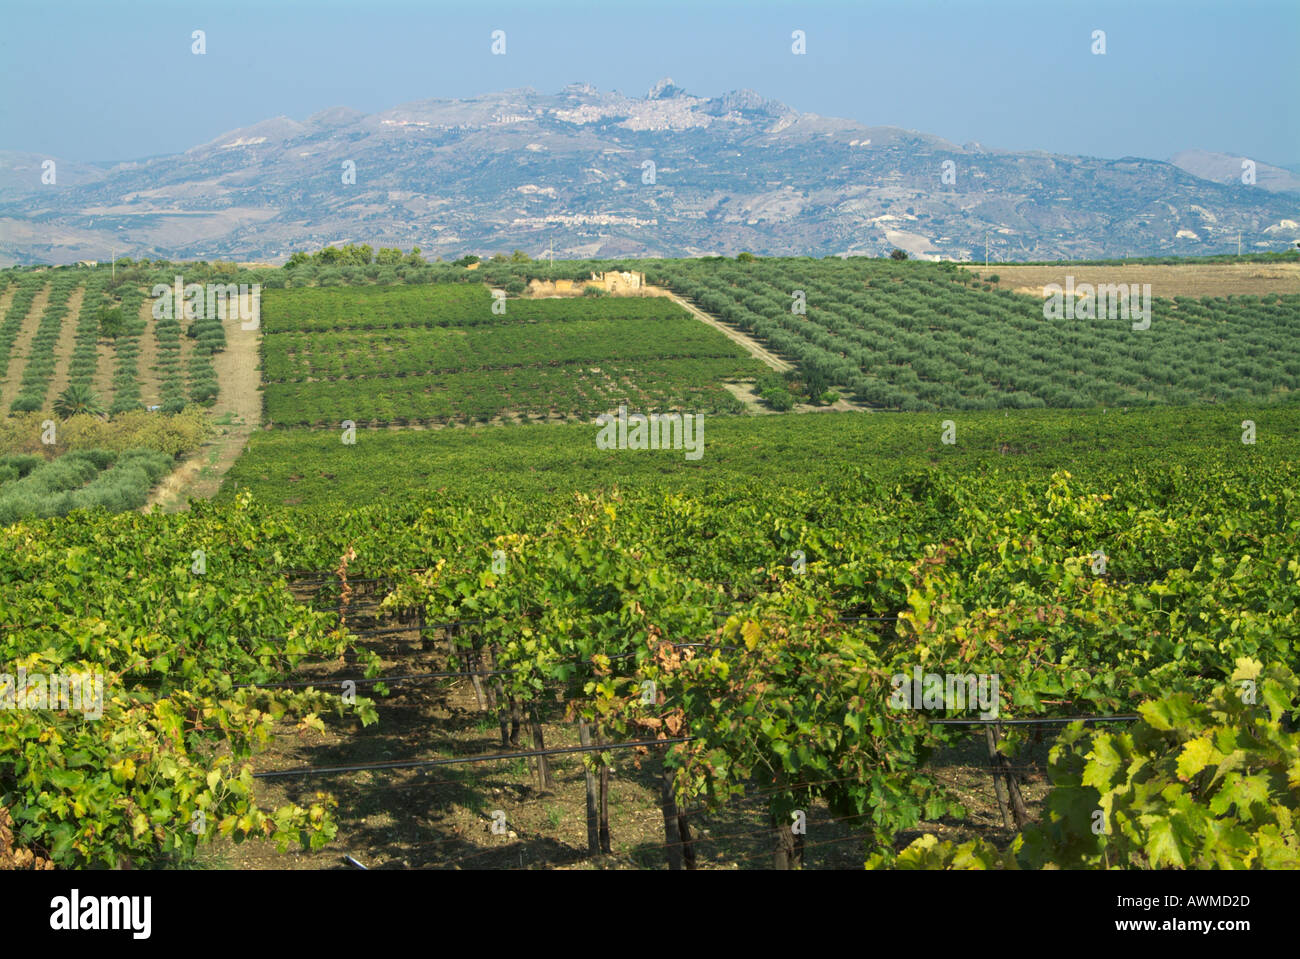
[
  {"xmin": 1, "ymin": 80, "xmax": 1297, "ymax": 265},
  {"xmin": 1170, "ymin": 149, "xmax": 1300, "ymax": 194}
]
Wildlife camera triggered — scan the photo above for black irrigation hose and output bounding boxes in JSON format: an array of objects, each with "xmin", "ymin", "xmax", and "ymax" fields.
[
  {"xmin": 283, "ymin": 568, "xmax": 435, "ymax": 578},
  {"xmin": 215, "ymin": 618, "xmax": 483, "ymax": 646},
  {"xmin": 0, "ymin": 571, "xmax": 1188, "ymax": 638},
  {"xmin": 929, "ymin": 714, "xmax": 1140, "ymax": 726},
  {"xmin": 346, "ymin": 619, "xmax": 487, "ymax": 637},
  {"xmin": 253, "ymin": 714, "xmax": 1142, "ymax": 783},
  {"xmin": 291, "ymin": 577, "xmax": 395, "ymax": 586},
  {"xmin": 235, "ymin": 667, "xmax": 528, "ymax": 690},
  {"xmin": 235, "ymin": 641, "xmax": 744, "ymax": 689},
  {"xmin": 309, "ymin": 603, "xmax": 391, "ymax": 614},
  {"xmin": 254, "ymin": 736, "xmax": 693, "ymax": 780}
]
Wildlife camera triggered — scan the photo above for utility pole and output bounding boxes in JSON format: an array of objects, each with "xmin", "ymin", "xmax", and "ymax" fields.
[
  {"xmin": 985, "ymin": 232, "xmax": 989, "ymax": 268},
  {"xmin": 1238, "ymin": 231, "xmax": 1242, "ymax": 257},
  {"xmin": 111, "ymin": 246, "xmax": 115, "ymax": 281}
]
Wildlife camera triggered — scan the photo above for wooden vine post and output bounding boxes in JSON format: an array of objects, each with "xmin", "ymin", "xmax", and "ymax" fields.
[
  {"xmin": 578, "ymin": 718, "xmax": 600, "ymax": 855},
  {"xmin": 772, "ymin": 813, "xmax": 804, "ymax": 870},
  {"xmin": 598, "ymin": 745, "xmax": 612, "ymax": 854},
  {"xmin": 530, "ymin": 705, "xmax": 554, "ymax": 790}
]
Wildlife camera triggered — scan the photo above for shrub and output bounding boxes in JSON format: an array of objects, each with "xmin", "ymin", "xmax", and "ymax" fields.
[
  {"xmin": 98, "ymin": 307, "xmax": 125, "ymax": 339},
  {"xmin": 761, "ymin": 387, "xmax": 795, "ymax": 411}
]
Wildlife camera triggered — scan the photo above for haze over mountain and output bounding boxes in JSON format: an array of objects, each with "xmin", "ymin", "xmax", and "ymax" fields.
[
  {"xmin": 1169, "ymin": 150, "xmax": 1300, "ymax": 195},
  {"xmin": 1, "ymin": 81, "xmax": 1297, "ymax": 266}
]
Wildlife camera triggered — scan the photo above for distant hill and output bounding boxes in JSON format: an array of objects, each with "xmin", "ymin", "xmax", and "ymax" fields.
[
  {"xmin": 1169, "ymin": 149, "xmax": 1300, "ymax": 194},
  {"xmin": 1, "ymin": 80, "xmax": 1297, "ymax": 266}
]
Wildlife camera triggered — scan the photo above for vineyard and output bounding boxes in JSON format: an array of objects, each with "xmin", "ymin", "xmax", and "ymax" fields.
[
  {"xmin": 224, "ymin": 405, "xmax": 1300, "ymax": 507},
  {"xmin": 3, "ymin": 254, "xmax": 1300, "ymax": 872},
  {"xmin": 261, "ymin": 285, "xmax": 761, "ymax": 425},
  {"xmin": 263, "ymin": 254, "xmax": 1300, "ymax": 414},
  {"xmin": 4, "ymin": 407, "xmax": 1297, "ymax": 869}
]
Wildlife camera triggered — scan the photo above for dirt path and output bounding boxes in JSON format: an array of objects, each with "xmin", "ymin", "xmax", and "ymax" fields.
[
  {"xmin": 92, "ymin": 307, "xmax": 117, "ymax": 407},
  {"xmin": 144, "ymin": 294, "xmax": 263, "ymax": 513},
  {"xmin": 136, "ymin": 295, "xmax": 162, "ymax": 408},
  {"xmin": 0, "ymin": 284, "xmax": 17, "ymax": 329},
  {"xmin": 0, "ymin": 281, "xmax": 51, "ymax": 410},
  {"xmin": 652, "ymin": 286, "xmax": 794, "ymax": 373},
  {"xmin": 656, "ymin": 286, "xmax": 870, "ymax": 413},
  {"xmin": 45, "ymin": 285, "xmax": 86, "ymax": 405}
]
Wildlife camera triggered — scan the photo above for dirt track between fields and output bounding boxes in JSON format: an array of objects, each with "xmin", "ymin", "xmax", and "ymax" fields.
[
  {"xmin": 144, "ymin": 297, "xmax": 263, "ymax": 512},
  {"xmin": 652, "ymin": 286, "xmax": 794, "ymax": 373},
  {"xmin": 46, "ymin": 286, "xmax": 86, "ymax": 405}
]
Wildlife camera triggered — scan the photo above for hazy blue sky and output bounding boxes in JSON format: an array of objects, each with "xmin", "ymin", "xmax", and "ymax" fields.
[{"xmin": 2, "ymin": 0, "xmax": 1296, "ymax": 166}]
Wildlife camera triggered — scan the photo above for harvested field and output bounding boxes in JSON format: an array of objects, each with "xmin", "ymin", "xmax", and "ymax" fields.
[{"xmin": 962, "ymin": 262, "xmax": 1300, "ymax": 298}]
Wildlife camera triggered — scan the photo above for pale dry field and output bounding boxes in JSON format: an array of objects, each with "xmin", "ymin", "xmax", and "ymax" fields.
[{"xmin": 960, "ymin": 262, "xmax": 1300, "ymax": 298}]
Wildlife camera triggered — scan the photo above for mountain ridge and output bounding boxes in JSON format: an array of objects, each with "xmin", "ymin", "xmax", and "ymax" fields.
[{"xmin": 1, "ymin": 82, "xmax": 1296, "ymax": 266}]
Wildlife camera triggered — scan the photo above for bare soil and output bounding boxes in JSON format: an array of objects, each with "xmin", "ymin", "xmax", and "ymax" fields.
[
  {"xmin": 144, "ymin": 311, "xmax": 263, "ymax": 512},
  {"xmin": 654, "ymin": 287, "xmax": 793, "ymax": 373},
  {"xmin": 92, "ymin": 330, "xmax": 117, "ymax": 408},
  {"xmin": 135, "ymin": 296, "xmax": 162, "ymax": 409},
  {"xmin": 962, "ymin": 262, "xmax": 1300, "ymax": 298},
  {"xmin": 45, "ymin": 285, "xmax": 86, "ymax": 405},
  {"xmin": 196, "ymin": 584, "xmax": 1051, "ymax": 871},
  {"xmin": 657, "ymin": 287, "xmax": 870, "ymax": 414},
  {"xmin": 724, "ymin": 381, "xmax": 868, "ymax": 416},
  {"xmin": 0, "ymin": 285, "xmax": 17, "ymax": 332},
  {"xmin": 0, "ymin": 280, "xmax": 51, "ymax": 410}
]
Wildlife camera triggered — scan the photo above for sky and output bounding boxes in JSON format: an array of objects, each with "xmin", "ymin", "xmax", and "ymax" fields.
[{"xmin": 1, "ymin": 0, "xmax": 1296, "ymax": 167}]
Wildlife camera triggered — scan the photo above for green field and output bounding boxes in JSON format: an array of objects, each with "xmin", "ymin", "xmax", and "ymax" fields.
[
  {"xmin": 0, "ymin": 448, "xmax": 173, "ymax": 523},
  {"xmin": 261, "ymin": 284, "xmax": 764, "ymax": 425},
  {"xmin": 644, "ymin": 258, "xmax": 1300, "ymax": 410},
  {"xmin": 259, "ymin": 253, "xmax": 1300, "ymax": 413},
  {"xmin": 5, "ymin": 254, "xmax": 1300, "ymax": 872},
  {"xmin": 221, "ymin": 406, "xmax": 1295, "ymax": 507},
  {"xmin": 8, "ymin": 406, "xmax": 1300, "ymax": 869}
]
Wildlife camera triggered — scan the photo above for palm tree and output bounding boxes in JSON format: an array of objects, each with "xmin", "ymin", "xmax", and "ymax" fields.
[{"xmin": 53, "ymin": 383, "xmax": 105, "ymax": 419}]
